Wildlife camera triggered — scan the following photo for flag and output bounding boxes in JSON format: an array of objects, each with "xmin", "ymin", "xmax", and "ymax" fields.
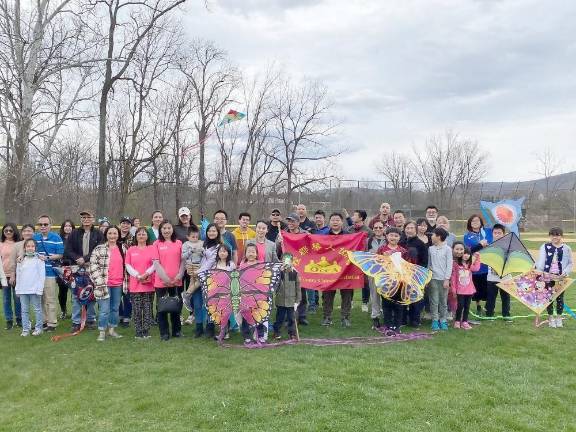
[
  {"xmin": 282, "ymin": 232, "xmax": 367, "ymax": 291},
  {"xmin": 218, "ymin": 109, "xmax": 246, "ymax": 126}
]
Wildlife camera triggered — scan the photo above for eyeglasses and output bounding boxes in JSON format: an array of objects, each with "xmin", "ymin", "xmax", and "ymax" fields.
[
  {"xmin": 373, "ymin": 227, "xmax": 384, "ymax": 230},
  {"xmin": 38, "ymin": 223, "xmax": 50, "ymax": 227},
  {"xmin": 3, "ymin": 229, "xmax": 13, "ymax": 233}
]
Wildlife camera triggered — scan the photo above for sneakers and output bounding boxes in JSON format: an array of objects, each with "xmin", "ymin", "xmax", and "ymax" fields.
[
  {"xmin": 32, "ymin": 329, "xmax": 43, "ymax": 336},
  {"xmin": 361, "ymin": 303, "xmax": 369, "ymax": 313},
  {"xmin": 431, "ymin": 320, "xmax": 440, "ymax": 331},
  {"xmin": 440, "ymin": 320, "xmax": 449, "ymax": 330},
  {"xmin": 20, "ymin": 331, "xmax": 30, "ymax": 337},
  {"xmin": 258, "ymin": 337, "xmax": 267, "ymax": 344},
  {"xmin": 453, "ymin": 321, "xmax": 461, "ymax": 329},
  {"xmin": 321, "ymin": 318, "xmax": 333, "ymax": 326},
  {"xmin": 384, "ymin": 327, "xmax": 397, "ymax": 337},
  {"xmin": 184, "ymin": 315, "xmax": 195, "ymax": 325},
  {"xmin": 108, "ymin": 329, "xmax": 122, "ymax": 338},
  {"xmin": 59, "ymin": 311, "xmax": 67, "ymax": 320},
  {"xmin": 341, "ymin": 318, "xmax": 351, "ymax": 328},
  {"xmin": 273, "ymin": 332, "xmax": 281, "ymax": 340},
  {"xmin": 85, "ymin": 321, "xmax": 97, "ymax": 330},
  {"xmin": 97, "ymin": 331, "xmax": 106, "ymax": 342},
  {"xmin": 461, "ymin": 322, "xmax": 472, "ymax": 330},
  {"xmin": 556, "ymin": 316, "xmax": 563, "ymax": 328},
  {"xmin": 372, "ymin": 318, "xmax": 381, "ymax": 329},
  {"xmin": 71, "ymin": 324, "xmax": 81, "ymax": 333},
  {"xmin": 548, "ymin": 316, "xmax": 557, "ymax": 328}
]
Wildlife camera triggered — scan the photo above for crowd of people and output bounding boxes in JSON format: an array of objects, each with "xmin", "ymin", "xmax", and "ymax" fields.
[{"xmin": 0, "ymin": 202, "xmax": 572, "ymax": 343}]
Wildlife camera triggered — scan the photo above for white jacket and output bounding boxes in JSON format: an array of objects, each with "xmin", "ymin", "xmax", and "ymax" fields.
[
  {"xmin": 0, "ymin": 258, "xmax": 7, "ymax": 286},
  {"xmin": 15, "ymin": 256, "xmax": 46, "ymax": 295}
]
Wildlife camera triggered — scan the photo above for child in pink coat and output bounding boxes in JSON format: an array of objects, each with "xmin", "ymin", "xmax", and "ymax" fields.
[{"xmin": 450, "ymin": 242, "xmax": 481, "ymax": 330}]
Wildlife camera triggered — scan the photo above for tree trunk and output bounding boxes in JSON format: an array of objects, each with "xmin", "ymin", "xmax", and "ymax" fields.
[{"xmin": 198, "ymin": 127, "xmax": 207, "ymax": 214}]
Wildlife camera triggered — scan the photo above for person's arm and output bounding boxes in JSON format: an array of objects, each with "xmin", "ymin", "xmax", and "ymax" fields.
[
  {"xmin": 175, "ymin": 257, "xmax": 186, "ymax": 281},
  {"xmin": 153, "ymin": 260, "xmax": 171, "ymax": 284},
  {"xmin": 51, "ymin": 234, "xmax": 64, "ymax": 260},
  {"xmin": 36, "ymin": 259, "xmax": 46, "ymax": 291},
  {"xmin": 535, "ymin": 244, "xmax": 546, "ymax": 271},
  {"xmin": 125, "ymin": 263, "xmax": 140, "ymax": 278},
  {"xmin": 295, "ymin": 273, "xmax": 302, "ymax": 304},
  {"xmin": 470, "ymin": 253, "xmax": 481, "ymax": 272},
  {"xmin": 0, "ymin": 261, "xmax": 7, "ymax": 286},
  {"xmin": 443, "ymin": 248, "xmax": 452, "ymax": 288}
]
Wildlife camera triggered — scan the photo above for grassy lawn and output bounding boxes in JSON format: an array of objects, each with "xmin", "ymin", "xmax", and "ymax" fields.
[{"xmin": 1, "ymin": 288, "xmax": 576, "ymax": 432}]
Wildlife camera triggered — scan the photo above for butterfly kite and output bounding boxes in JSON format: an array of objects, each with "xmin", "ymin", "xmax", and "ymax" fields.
[
  {"xmin": 348, "ymin": 251, "xmax": 432, "ymax": 304},
  {"xmin": 479, "ymin": 232, "xmax": 534, "ymax": 278},
  {"xmin": 480, "ymin": 198, "xmax": 524, "ymax": 235},
  {"xmin": 198, "ymin": 262, "xmax": 283, "ymax": 342},
  {"xmin": 497, "ymin": 269, "xmax": 574, "ymax": 315}
]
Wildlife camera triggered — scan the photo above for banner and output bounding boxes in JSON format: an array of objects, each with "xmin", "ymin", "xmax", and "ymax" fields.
[{"xmin": 282, "ymin": 232, "xmax": 367, "ymax": 291}]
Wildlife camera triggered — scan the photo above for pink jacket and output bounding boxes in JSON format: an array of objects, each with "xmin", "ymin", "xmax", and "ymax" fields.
[{"xmin": 450, "ymin": 254, "xmax": 481, "ymax": 295}]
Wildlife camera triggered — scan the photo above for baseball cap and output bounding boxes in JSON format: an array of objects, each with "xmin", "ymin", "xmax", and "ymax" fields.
[
  {"xmin": 178, "ymin": 207, "xmax": 191, "ymax": 217},
  {"xmin": 271, "ymin": 208, "xmax": 281, "ymax": 215},
  {"xmin": 79, "ymin": 210, "xmax": 94, "ymax": 217},
  {"xmin": 120, "ymin": 216, "xmax": 132, "ymax": 224},
  {"xmin": 286, "ymin": 212, "xmax": 299, "ymax": 221}
]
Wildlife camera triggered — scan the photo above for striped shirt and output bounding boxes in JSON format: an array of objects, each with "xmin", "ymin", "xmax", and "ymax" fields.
[{"xmin": 33, "ymin": 232, "xmax": 64, "ymax": 278}]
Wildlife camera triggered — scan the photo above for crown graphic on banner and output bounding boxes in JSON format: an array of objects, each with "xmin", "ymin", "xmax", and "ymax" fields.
[{"xmin": 304, "ymin": 257, "xmax": 342, "ymax": 274}]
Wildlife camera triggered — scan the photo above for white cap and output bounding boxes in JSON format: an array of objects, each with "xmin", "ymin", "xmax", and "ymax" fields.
[{"xmin": 178, "ymin": 207, "xmax": 191, "ymax": 217}]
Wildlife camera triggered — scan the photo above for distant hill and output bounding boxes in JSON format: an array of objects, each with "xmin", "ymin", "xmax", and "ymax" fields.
[{"xmin": 470, "ymin": 171, "xmax": 576, "ymax": 195}]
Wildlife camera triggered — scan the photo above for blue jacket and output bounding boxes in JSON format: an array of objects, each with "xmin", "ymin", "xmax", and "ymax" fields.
[
  {"xmin": 463, "ymin": 228, "xmax": 492, "ymax": 274},
  {"xmin": 33, "ymin": 232, "xmax": 65, "ymax": 278}
]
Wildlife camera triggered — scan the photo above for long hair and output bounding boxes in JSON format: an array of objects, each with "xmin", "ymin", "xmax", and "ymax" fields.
[
  {"xmin": 1, "ymin": 223, "xmax": 21, "ymax": 242},
  {"xmin": 103, "ymin": 225, "xmax": 125, "ymax": 262},
  {"xmin": 452, "ymin": 241, "xmax": 472, "ymax": 266},
  {"xmin": 59, "ymin": 219, "xmax": 76, "ymax": 239},
  {"xmin": 203, "ymin": 223, "xmax": 221, "ymax": 249},
  {"xmin": 158, "ymin": 221, "xmax": 177, "ymax": 242},
  {"xmin": 216, "ymin": 243, "xmax": 232, "ymax": 267}
]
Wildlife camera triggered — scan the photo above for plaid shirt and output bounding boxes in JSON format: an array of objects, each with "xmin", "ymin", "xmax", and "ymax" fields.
[{"xmin": 89, "ymin": 243, "xmax": 128, "ymax": 299}]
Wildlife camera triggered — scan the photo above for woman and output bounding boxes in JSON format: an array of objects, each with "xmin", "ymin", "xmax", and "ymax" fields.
[
  {"xmin": 57, "ymin": 219, "xmax": 75, "ymax": 319},
  {"xmin": 129, "ymin": 217, "xmax": 141, "ymax": 236},
  {"xmin": 89, "ymin": 226, "xmax": 127, "ymax": 342},
  {"xmin": 193, "ymin": 223, "xmax": 221, "ymax": 338},
  {"xmin": 403, "ymin": 220, "xmax": 430, "ymax": 327},
  {"xmin": 416, "ymin": 218, "xmax": 431, "ymax": 246},
  {"xmin": 146, "ymin": 211, "xmax": 164, "ymax": 243},
  {"xmin": 98, "ymin": 218, "xmax": 111, "ymax": 235},
  {"xmin": 463, "ymin": 214, "xmax": 493, "ymax": 317},
  {"xmin": 153, "ymin": 220, "xmax": 184, "ymax": 341},
  {"xmin": 1, "ymin": 223, "xmax": 21, "ymax": 329},
  {"xmin": 125, "ymin": 227, "xmax": 156, "ymax": 339}
]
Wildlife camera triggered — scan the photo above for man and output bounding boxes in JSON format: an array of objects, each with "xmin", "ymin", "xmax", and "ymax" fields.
[
  {"xmin": 277, "ymin": 213, "xmax": 309, "ymax": 325},
  {"xmin": 232, "ymin": 212, "xmax": 256, "ymax": 264},
  {"xmin": 296, "ymin": 204, "xmax": 315, "ymax": 232},
  {"xmin": 425, "ymin": 205, "xmax": 439, "ymax": 234},
  {"xmin": 214, "ymin": 210, "xmax": 238, "ymax": 263},
  {"xmin": 321, "ymin": 213, "xmax": 355, "ymax": 328},
  {"xmin": 174, "ymin": 207, "xmax": 194, "ymax": 243},
  {"xmin": 64, "ymin": 210, "xmax": 104, "ymax": 332},
  {"xmin": 368, "ymin": 202, "xmax": 394, "ymax": 229},
  {"xmin": 313, "ymin": 210, "xmax": 330, "ymax": 235},
  {"xmin": 266, "ymin": 208, "xmax": 286, "ymax": 242},
  {"xmin": 33, "ymin": 215, "xmax": 64, "ymax": 331},
  {"xmin": 393, "ymin": 210, "xmax": 408, "ymax": 243},
  {"xmin": 118, "ymin": 216, "xmax": 133, "ymax": 327}
]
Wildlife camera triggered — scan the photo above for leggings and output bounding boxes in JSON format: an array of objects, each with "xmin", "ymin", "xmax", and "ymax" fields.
[
  {"xmin": 57, "ymin": 277, "xmax": 68, "ymax": 313},
  {"xmin": 547, "ymin": 292, "xmax": 564, "ymax": 315},
  {"xmin": 455, "ymin": 294, "xmax": 472, "ymax": 322}
]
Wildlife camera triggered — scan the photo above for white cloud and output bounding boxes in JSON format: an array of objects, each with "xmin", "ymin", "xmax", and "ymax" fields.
[{"xmin": 182, "ymin": 0, "xmax": 576, "ymax": 182}]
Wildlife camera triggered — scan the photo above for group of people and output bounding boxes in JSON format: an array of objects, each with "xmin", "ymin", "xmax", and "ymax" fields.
[{"xmin": 0, "ymin": 202, "xmax": 572, "ymax": 342}]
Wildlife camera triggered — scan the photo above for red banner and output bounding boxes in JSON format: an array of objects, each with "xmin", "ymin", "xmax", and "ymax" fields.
[{"xmin": 282, "ymin": 232, "xmax": 367, "ymax": 291}]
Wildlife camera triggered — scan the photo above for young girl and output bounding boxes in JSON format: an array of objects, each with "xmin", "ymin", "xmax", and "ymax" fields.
[
  {"xmin": 450, "ymin": 242, "xmax": 481, "ymax": 330},
  {"xmin": 15, "ymin": 239, "xmax": 46, "ymax": 336},
  {"xmin": 125, "ymin": 227, "xmax": 156, "ymax": 339},
  {"xmin": 239, "ymin": 244, "xmax": 267, "ymax": 343},
  {"xmin": 215, "ymin": 243, "xmax": 235, "ymax": 271},
  {"xmin": 536, "ymin": 227, "xmax": 574, "ymax": 328}
]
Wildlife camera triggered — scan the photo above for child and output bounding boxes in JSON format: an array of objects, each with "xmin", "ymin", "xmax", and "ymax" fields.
[
  {"xmin": 485, "ymin": 224, "xmax": 512, "ymax": 320},
  {"xmin": 213, "ymin": 244, "xmax": 235, "ymax": 339},
  {"xmin": 377, "ymin": 227, "xmax": 408, "ymax": 336},
  {"xmin": 15, "ymin": 239, "xmax": 46, "ymax": 336},
  {"xmin": 428, "ymin": 227, "xmax": 453, "ymax": 331},
  {"xmin": 272, "ymin": 260, "xmax": 301, "ymax": 340},
  {"xmin": 182, "ymin": 225, "xmax": 204, "ymax": 294},
  {"xmin": 450, "ymin": 242, "xmax": 481, "ymax": 329},
  {"xmin": 239, "ymin": 244, "xmax": 268, "ymax": 343},
  {"xmin": 367, "ymin": 221, "xmax": 386, "ymax": 329},
  {"xmin": 536, "ymin": 227, "xmax": 573, "ymax": 328}
]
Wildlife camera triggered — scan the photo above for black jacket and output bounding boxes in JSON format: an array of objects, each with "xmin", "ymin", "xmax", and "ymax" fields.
[
  {"xmin": 401, "ymin": 236, "xmax": 429, "ymax": 267},
  {"xmin": 64, "ymin": 227, "xmax": 104, "ymax": 263}
]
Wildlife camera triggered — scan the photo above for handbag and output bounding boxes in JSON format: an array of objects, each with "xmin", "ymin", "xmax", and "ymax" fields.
[{"xmin": 157, "ymin": 294, "xmax": 181, "ymax": 313}]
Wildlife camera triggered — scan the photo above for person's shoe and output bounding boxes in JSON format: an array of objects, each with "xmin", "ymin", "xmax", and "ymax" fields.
[
  {"xmin": 119, "ymin": 321, "xmax": 129, "ymax": 328},
  {"xmin": 307, "ymin": 306, "xmax": 317, "ymax": 313},
  {"xmin": 341, "ymin": 318, "xmax": 351, "ymax": 328},
  {"xmin": 321, "ymin": 318, "xmax": 332, "ymax": 326},
  {"xmin": 184, "ymin": 315, "xmax": 195, "ymax": 325},
  {"xmin": 32, "ymin": 329, "xmax": 43, "ymax": 336},
  {"xmin": 59, "ymin": 311, "xmax": 67, "ymax": 320},
  {"xmin": 431, "ymin": 320, "xmax": 440, "ymax": 331},
  {"xmin": 97, "ymin": 331, "xmax": 106, "ymax": 342},
  {"xmin": 151, "ymin": 319, "xmax": 158, "ymax": 326},
  {"xmin": 548, "ymin": 316, "xmax": 557, "ymax": 328},
  {"xmin": 45, "ymin": 326, "xmax": 56, "ymax": 332},
  {"xmin": 556, "ymin": 316, "xmax": 563, "ymax": 328},
  {"xmin": 108, "ymin": 329, "xmax": 122, "ymax": 338},
  {"xmin": 372, "ymin": 318, "xmax": 381, "ymax": 329},
  {"xmin": 476, "ymin": 305, "xmax": 483, "ymax": 316},
  {"xmin": 5, "ymin": 320, "xmax": 13, "ymax": 330},
  {"xmin": 172, "ymin": 332, "xmax": 182, "ymax": 338},
  {"xmin": 503, "ymin": 316, "xmax": 513, "ymax": 323},
  {"xmin": 258, "ymin": 337, "xmax": 267, "ymax": 344},
  {"xmin": 384, "ymin": 327, "xmax": 397, "ymax": 337},
  {"xmin": 361, "ymin": 303, "xmax": 369, "ymax": 313},
  {"xmin": 71, "ymin": 324, "xmax": 81, "ymax": 333},
  {"xmin": 85, "ymin": 321, "xmax": 97, "ymax": 330},
  {"xmin": 298, "ymin": 318, "xmax": 309, "ymax": 326},
  {"xmin": 20, "ymin": 330, "xmax": 30, "ymax": 337},
  {"xmin": 224, "ymin": 331, "xmax": 230, "ymax": 340},
  {"xmin": 194, "ymin": 325, "xmax": 204, "ymax": 338},
  {"xmin": 43, "ymin": 323, "xmax": 48, "ymax": 330},
  {"xmin": 16, "ymin": 319, "xmax": 22, "ymax": 327},
  {"xmin": 160, "ymin": 334, "xmax": 170, "ymax": 341},
  {"xmin": 134, "ymin": 332, "xmax": 143, "ymax": 339},
  {"xmin": 244, "ymin": 338, "xmax": 253, "ymax": 345},
  {"xmin": 273, "ymin": 332, "xmax": 281, "ymax": 340},
  {"xmin": 440, "ymin": 320, "xmax": 449, "ymax": 330},
  {"xmin": 205, "ymin": 324, "xmax": 215, "ymax": 339},
  {"xmin": 453, "ymin": 321, "xmax": 461, "ymax": 329},
  {"xmin": 143, "ymin": 332, "xmax": 151, "ymax": 339},
  {"xmin": 461, "ymin": 321, "xmax": 472, "ymax": 330},
  {"xmin": 290, "ymin": 334, "xmax": 298, "ymax": 341}
]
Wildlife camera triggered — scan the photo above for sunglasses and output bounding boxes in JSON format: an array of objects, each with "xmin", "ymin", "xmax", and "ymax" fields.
[
  {"xmin": 38, "ymin": 223, "xmax": 50, "ymax": 227},
  {"xmin": 271, "ymin": 213, "xmax": 280, "ymax": 216}
]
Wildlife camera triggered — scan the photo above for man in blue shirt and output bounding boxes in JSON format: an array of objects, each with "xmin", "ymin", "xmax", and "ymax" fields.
[
  {"xmin": 213, "ymin": 210, "xmax": 238, "ymax": 263},
  {"xmin": 34, "ymin": 215, "xmax": 64, "ymax": 331}
]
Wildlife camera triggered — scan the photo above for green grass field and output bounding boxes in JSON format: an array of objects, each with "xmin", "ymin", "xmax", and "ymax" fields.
[{"xmin": 1, "ymin": 287, "xmax": 575, "ymax": 432}]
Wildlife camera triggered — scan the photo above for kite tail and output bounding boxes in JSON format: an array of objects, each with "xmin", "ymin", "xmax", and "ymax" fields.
[{"xmin": 564, "ymin": 304, "xmax": 576, "ymax": 320}]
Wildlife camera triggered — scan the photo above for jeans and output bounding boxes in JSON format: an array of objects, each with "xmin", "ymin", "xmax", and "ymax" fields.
[
  {"xmin": 19, "ymin": 294, "xmax": 43, "ymax": 332},
  {"xmin": 118, "ymin": 292, "xmax": 132, "ymax": 320},
  {"xmin": 429, "ymin": 279, "xmax": 448, "ymax": 322},
  {"xmin": 72, "ymin": 295, "xmax": 96, "ymax": 325},
  {"xmin": 306, "ymin": 289, "xmax": 318, "ymax": 307},
  {"xmin": 96, "ymin": 286, "xmax": 122, "ymax": 330},
  {"xmin": 3, "ymin": 285, "xmax": 21, "ymax": 322},
  {"xmin": 547, "ymin": 292, "xmax": 564, "ymax": 315},
  {"xmin": 273, "ymin": 306, "xmax": 295, "ymax": 336},
  {"xmin": 192, "ymin": 288, "xmax": 206, "ymax": 326}
]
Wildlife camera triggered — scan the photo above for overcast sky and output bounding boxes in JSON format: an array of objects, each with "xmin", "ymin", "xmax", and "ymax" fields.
[{"xmin": 182, "ymin": 0, "xmax": 576, "ymax": 182}]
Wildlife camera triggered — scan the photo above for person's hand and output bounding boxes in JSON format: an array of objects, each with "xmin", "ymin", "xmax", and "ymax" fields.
[
  {"xmin": 294, "ymin": 303, "xmax": 299, "ymax": 311},
  {"xmin": 9, "ymin": 278, "xmax": 16, "ymax": 287},
  {"xmin": 443, "ymin": 280, "xmax": 450, "ymax": 289},
  {"xmin": 75, "ymin": 257, "xmax": 85, "ymax": 265},
  {"xmin": 479, "ymin": 240, "xmax": 488, "ymax": 247},
  {"xmin": 342, "ymin": 208, "xmax": 349, "ymax": 218},
  {"xmin": 38, "ymin": 255, "xmax": 47, "ymax": 262},
  {"xmin": 16, "ymin": 255, "xmax": 23, "ymax": 263},
  {"xmin": 122, "ymin": 285, "xmax": 128, "ymax": 294},
  {"xmin": 48, "ymin": 254, "xmax": 59, "ymax": 260}
]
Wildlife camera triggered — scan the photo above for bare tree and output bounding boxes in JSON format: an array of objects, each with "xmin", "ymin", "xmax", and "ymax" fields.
[
  {"xmin": 94, "ymin": 0, "xmax": 185, "ymax": 216},
  {"xmin": 534, "ymin": 144, "xmax": 564, "ymax": 218},
  {"xmin": 376, "ymin": 151, "xmax": 413, "ymax": 204},
  {"xmin": 268, "ymin": 79, "xmax": 339, "ymax": 211}
]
